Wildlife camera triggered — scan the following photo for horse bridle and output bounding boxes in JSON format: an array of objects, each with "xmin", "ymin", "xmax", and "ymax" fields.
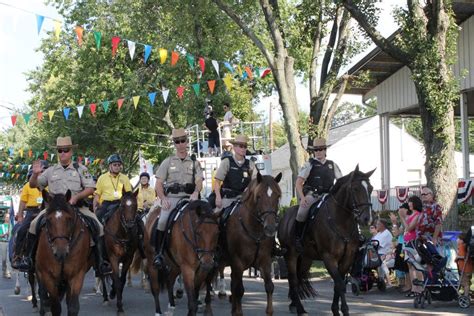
[
  {"xmin": 45, "ymin": 207, "xmax": 83, "ymax": 260},
  {"xmin": 119, "ymin": 202, "xmax": 138, "ymax": 231},
  {"xmin": 251, "ymin": 196, "xmax": 280, "ymax": 227},
  {"xmin": 337, "ymin": 179, "xmax": 373, "ymax": 219}
]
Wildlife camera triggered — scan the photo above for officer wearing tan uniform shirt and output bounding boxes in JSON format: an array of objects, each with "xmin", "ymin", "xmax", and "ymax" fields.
[
  {"xmin": 21, "ymin": 136, "xmax": 111, "ymax": 275},
  {"xmin": 153, "ymin": 128, "xmax": 203, "ymax": 267}
]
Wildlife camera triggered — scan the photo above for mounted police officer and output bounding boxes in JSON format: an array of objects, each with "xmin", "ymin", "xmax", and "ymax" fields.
[
  {"xmin": 153, "ymin": 128, "xmax": 203, "ymax": 268},
  {"xmin": 213, "ymin": 135, "xmax": 255, "ymax": 213},
  {"xmin": 19, "ymin": 136, "xmax": 112, "ymax": 275},
  {"xmin": 294, "ymin": 138, "xmax": 342, "ymax": 252}
]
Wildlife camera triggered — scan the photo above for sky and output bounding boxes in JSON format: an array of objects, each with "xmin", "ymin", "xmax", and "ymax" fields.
[{"xmin": 0, "ymin": 0, "xmax": 400, "ymax": 130}]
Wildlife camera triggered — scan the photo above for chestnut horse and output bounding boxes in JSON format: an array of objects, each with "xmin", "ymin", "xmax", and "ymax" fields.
[
  {"xmin": 144, "ymin": 199, "xmax": 219, "ymax": 316},
  {"xmin": 100, "ymin": 190, "xmax": 139, "ymax": 315},
  {"xmin": 207, "ymin": 172, "xmax": 282, "ymax": 316},
  {"xmin": 278, "ymin": 165, "xmax": 375, "ymax": 316},
  {"xmin": 35, "ymin": 190, "xmax": 92, "ymax": 316}
]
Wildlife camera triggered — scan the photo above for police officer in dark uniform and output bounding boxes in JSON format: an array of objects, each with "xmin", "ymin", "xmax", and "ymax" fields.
[{"xmin": 294, "ymin": 138, "xmax": 342, "ymax": 252}]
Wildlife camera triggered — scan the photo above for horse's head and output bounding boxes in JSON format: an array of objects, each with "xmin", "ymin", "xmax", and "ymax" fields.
[
  {"xmin": 44, "ymin": 190, "xmax": 77, "ymax": 262},
  {"xmin": 188, "ymin": 200, "xmax": 219, "ymax": 272},
  {"xmin": 118, "ymin": 189, "xmax": 139, "ymax": 230},
  {"xmin": 331, "ymin": 165, "xmax": 375, "ymax": 226},
  {"xmin": 242, "ymin": 172, "xmax": 282, "ymax": 237}
]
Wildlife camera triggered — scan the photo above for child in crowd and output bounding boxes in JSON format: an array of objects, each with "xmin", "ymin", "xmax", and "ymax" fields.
[{"xmin": 456, "ymin": 232, "xmax": 473, "ymax": 295}]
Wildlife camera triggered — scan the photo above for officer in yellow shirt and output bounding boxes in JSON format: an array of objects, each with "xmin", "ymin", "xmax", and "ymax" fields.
[
  {"xmin": 135, "ymin": 172, "xmax": 156, "ymax": 212},
  {"xmin": 93, "ymin": 154, "xmax": 132, "ymax": 220}
]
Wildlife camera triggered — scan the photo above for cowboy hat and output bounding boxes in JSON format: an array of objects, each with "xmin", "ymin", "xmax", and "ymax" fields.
[
  {"xmin": 230, "ymin": 135, "xmax": 249, "ymax": 146},
  {"xmin": 307, "ymin": 137, "xmax": 329, "ymax": 150},
  {"xmin": 171, "ymin": 128, "xmax": 187, "ymax": 139},
  {"xmin": 50, "ymin": 136, "xmax": 78, "ymax": 149}
]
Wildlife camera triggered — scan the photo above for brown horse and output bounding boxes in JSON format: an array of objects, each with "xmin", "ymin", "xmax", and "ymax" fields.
[
  {"xmin": 35, "ymin": 190, "xmax": 92, "ymax": 316},
  {"xmin": 100, "ymin": 190, "xmax": 139, "ymax": 315},
  {"xmin": 207, "ymin": 172, "xmax": 282, "ymax": 316},
  {"xmin": 278, "ymin": 165, "xmax": 375, "ymax": 316},
  {"xmin": 144, "ymin": 199, "xmax": 219, "ymax": 316}
]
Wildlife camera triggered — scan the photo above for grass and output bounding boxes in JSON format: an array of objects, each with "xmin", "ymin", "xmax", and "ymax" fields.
[{"xmin": 309, "ymin": 261, "xmax": 330, "ymax": 278}]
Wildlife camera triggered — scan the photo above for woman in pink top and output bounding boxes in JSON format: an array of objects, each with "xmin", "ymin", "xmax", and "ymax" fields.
[{"xmin": 400, "ymin": 195, "xmax": 423, "ymax": 295}]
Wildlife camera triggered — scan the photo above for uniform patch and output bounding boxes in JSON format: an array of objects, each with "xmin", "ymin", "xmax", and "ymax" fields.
[{"xmin": 328, "ymin": 165, "xmax": 333, "ymax": 169}]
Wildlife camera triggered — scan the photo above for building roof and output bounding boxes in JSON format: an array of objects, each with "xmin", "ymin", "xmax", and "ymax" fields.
[{"xmin": 345, "ymin": 1, "xmax": 474, "ymax": 95}]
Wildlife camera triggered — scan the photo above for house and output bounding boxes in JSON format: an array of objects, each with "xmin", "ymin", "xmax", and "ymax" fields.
[{"xmin": 272, "ymin": 116, "xmax": 474, "ymax": 208}]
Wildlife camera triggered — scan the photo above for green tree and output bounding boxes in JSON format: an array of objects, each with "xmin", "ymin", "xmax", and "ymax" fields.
[
  {"xmin": 331, "ymin": 99, "xmax": 376, "ymax": 127},
  {"xmin": 343, "ymin": 0, "xmax": 459, "ymax": 228}
]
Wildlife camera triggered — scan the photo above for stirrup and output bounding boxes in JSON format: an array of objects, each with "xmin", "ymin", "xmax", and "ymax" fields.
[
  {"xmin": 16, "ymin": 258, "xmax": 33, "ymax": 272},
  {"xmin": 153, "ymin": 253, "xmax": 166, "ymax": 268},
  {"xmin": 99, "ymin": 262, "xmax": 112, "ymax": 276}
]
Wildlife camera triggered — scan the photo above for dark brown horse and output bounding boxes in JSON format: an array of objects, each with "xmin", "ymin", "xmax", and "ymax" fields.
[
  {"xmin": 278, "ymin": 165, "xmax": 375, "ymax": 316},
  {"xmin": 101, "ymin": 190, "xmax": 139, "ymax": 315},
  {"xmin": 35, "ymin": 190, "xmax": 92, "ymax": 316},
  {"xmin": 208, "ymin": 172, "xmax": 282, "ymax": 316},
  {"xmin": 144, "ymin": 199, "xmax": 219, "ymax": 316}
]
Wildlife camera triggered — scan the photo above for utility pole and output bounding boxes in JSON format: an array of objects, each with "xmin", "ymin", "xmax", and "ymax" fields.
[{"xmin": 269, "ymin": 102, "xmax": 273, "ymax": 152}]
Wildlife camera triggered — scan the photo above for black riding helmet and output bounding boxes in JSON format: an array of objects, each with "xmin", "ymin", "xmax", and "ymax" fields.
[
  {"xmin": 139, "ymin": 172, "xmax": 150, "ymax": 180},
  {"xmin": 107, "ymin": 153, "xmax": 123, "ymax": 165}
]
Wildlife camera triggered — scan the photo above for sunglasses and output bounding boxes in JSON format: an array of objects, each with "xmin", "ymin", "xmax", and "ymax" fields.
[
  {"xmin": 421, "ymin": 193, "xmax": 431, "ymax": 196},
  {"xmin": 173, "ymin": 138, "xmax": 187, "ymax": 144},
  {"xmin": 57, "ymin": 148, "xmax": 71, "ymax": 153},
  {"xmin": 236, "ymin": 144, "xmax": 247, "ymax": 149},
  {"xmin": 313, "ymin": 147, "xmax": 326, "ymax": 152}
]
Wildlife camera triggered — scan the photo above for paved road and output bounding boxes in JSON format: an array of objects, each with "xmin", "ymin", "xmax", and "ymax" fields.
[{"xmin": 0, "ymin": 268, "xmax": 473, "ymax": 315}]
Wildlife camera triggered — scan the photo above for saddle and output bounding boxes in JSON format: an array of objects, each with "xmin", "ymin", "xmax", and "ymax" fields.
[
  {"xmin": 100, "ymin": 202, "xmax": 121, "ymax": 225},
  {"xmin": 151, "ymin": 200, "xmax": 189, "ymax": 251},
  {"xmin": 220, "ymin": 200, "xmax": 240, "ymax": 229},
  {"xmin": 308, "ymin": 194, "xmax": 328, "ymax": 221}
]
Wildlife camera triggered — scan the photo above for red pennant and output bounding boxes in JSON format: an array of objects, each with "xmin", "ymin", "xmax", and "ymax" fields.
[
  {"xmin": 199, "ymin": 57, "xmax": 205, "ymax": 74},
  {"xmin": 244, "ymin": 66, "xmax": 253, "ymax": 80},
  {"xmin": 89, "ymin": 103, "xmax": 97, "ymax": 117},
  {"xmin": 176, "ymin": 86, "xmax": 185, "ymax": 99},
  {"xmin": 112, "ymin": 36, "xmax": 121, "ymax": 57},
  {"xmin": 117, "ymin": 98, "xmax": 125, "ymax": 110},
  {"xmin": 207, "ymin": 80, "xmax": 216, "ymax": 94},
  {"xmin": 171, "ymin": 51, "xmax": 179, "ymax": 66},
  {"xmin": 37, "ymin": 111, "xmax": 43, "ymax": 122},
  {"xmin": 11, "ymin": 116, "xmax": 17, "ymax": 126},
  {"xmin": 261, "ymin": 68, "xmax": 271, "ymax": 78},
  {"xmin": 28, "ymin": 149, "xmax": 33, "ymax": 158},
  {"xmin": 43, "ymin": 151, "xmax": 48, "ymax": 160}
]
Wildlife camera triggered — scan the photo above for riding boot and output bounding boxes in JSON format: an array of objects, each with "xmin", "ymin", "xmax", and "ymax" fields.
[
  {"xmin": 153, "ymin": 230, "xmax": 166, "ymax": 268},
  {"xmin": 137, "ymin": 219, "xmax": 146, "ymax": 259},
  {"xmin": 295, "ymin": 220, "xmax": 305, "ymax": 253},
  {"xmin": 15, "ymin": 233, "xmax": 37, "ymax": 272},
  {"xmin": 94, "ymin": 236, "xmax": 112, "ymax": 276}
]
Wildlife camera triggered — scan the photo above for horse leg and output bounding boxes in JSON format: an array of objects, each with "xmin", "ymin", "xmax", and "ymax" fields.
[
  {"xmin": 66, "ymin": 273, "xmax": 86, "ymax": 316},
  {"xmin": 260, "ymin": 263, "xmax": 274, "ymax": 316},
  {"xmin": 14, "ymin": 271, "xmax": 21, "ymax": 295},
  {"xmin": 286, "ymin": 254, "xmax": 306, "ymax": 315},
  {"xmin": 323, "ymin": 255, "xmax": 347, "ymax": 316},
  {"xmin": 147, "ymin": 262, "xmax": 163, "ymax": 315},
  {"xmin": 167, "ymin": 268, "xmax": 179, "ymax": 312},
  {"xmin": 218, "ymin": 267, "xmax": 226, "ymax": 297},
  {"xmin": 203, "ymin": 272, "xmax": 215, "ymax": 316},
  {"xmin": 38, "ymin": 282, "xmax": 50, "ymax": 316},
  {"xmin": 109, "ymin": 258, "xmax": 120, "ymax": 300},
  {"xmin": 181, "ymin": 266, "xmax": 198, "ymax": 316},
  {"xmin": 175, "ymin": 273, "xmax": 184, "ymax": 299},
  {"xmin": 100, "ymin": 276, "xmax": 109, "ymax": 305},
  {"xmin": 230, "ymin": 266, "xmax": 244, "ymax": 316},
  {"xmin": 127, "ymin": 269, "xmax": 132, "ymax": 287},
  {"xmin": 117, "ymin": 261, "xmax": 131, "ymax": 315},
  {"xmin": 337, "ymin": 256, "xmax": 355, "ymax": 316},
  {"xmin": 29, "ymin": 271, "xmax": 38, "ymax": 311}
]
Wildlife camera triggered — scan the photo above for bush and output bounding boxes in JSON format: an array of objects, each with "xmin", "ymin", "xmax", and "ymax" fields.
[{"xmin": 458, "ymin": 203, "xmax": 474, "ymax": 216}]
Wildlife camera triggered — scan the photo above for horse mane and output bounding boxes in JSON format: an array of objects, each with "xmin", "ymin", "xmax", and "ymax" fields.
[
  {"xmin": 46, "ymin": 193, "xmax": 72, "ymax": 213},
  {"xmin": 330, "ymin": 169, "xmax": 368, "ymax": 195},
  {"xmin": 241, "ymin": 175, "xmax": 282, "ymax": 205},
  {"xmin": 187, "ymin": 200, "xmax": 214, "ymax": 219}
]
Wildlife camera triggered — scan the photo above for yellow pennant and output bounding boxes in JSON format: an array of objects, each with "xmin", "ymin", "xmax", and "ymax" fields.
[
  {"xmin": 54, "ymin": 21, "xmax": 62, "ymax": 40},
  {"xmin": 132, "ymin": 96, "xmax": 140, "ymax": 109},
  {"xmin": 223, "ymin": 74, "xmax": 233, "ymax": 91},
  {"xmin": 48, "ymin": 110, "xmax": 55, "ymax": 121},
  {"xmin": 159, "ymin": 48, "xmax": 168, "ymax": 64},
  {"xmin": 236, "ymin": 65, "xmax": 243, "ymax": 77},
  {"xmin": 19, "ymin": 148, "xmax": 24, "ymax": 158}
]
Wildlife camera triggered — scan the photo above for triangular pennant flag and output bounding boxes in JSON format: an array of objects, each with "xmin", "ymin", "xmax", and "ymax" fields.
[
  {"xmin": 43, "ymin": 151, "xmax": 48, "ymax": 161},
  {"xmin": 162, "ymin": 89, "xmax": 170, "ymax": 103},
  {"xmin": 48, "ymin": 110, "xmax": 55, "ymax": 121},
  {"xmin": 236, "ymin": 65, "xmax": 243, "ymax": 78},
  {"xmin": 255, "ymin": 67, "xmax": 261, "ymax": 78},
  {"xmin": 261, "ymin": 68, "xmax": 271, "ymax": 78},
  {"xmin": 77, "ymin": 105, "xmax": 84, "ymax": 118},
  {"xmin": 212, "ymin": 60, "xmax": 220, "ymax": 77},
  {"xmin": 148, "ymin": 92, "xmax": 156, "ymax": 106},
  {"xmin": 8, "ymin": 148, "xmax": 13, "ymax": 157},
  {"xmin": 176, "ymin": 86, "xmax": 185, "ymax": 99},
  {"xmin": 37, "ymin": 111, "xmax": 43, "ymax": 122},
  {"xmin": 242, "ymin": 71, "xmax": 248, "ymax": 80},
  {"xmin": 35, "ymin": 151, "xmax": 40, "ymax": 159},
  {"xmin": 78, "ymin": 156, "xmax": 83, "ymax": 164},
  {"xmin": 75, "ymin": 26, "xmax": 84, "ymax": 46},
  {"xmin": 171, "ymin": 51, "xmax": 179, "ymax": 66},
  {"xmin": 94, "ymin": 31, "xmax": 102, "ymax": 50},
  {"xmin": 192, "ymin": 83, "xmax": 200, "ymax": 96},
  {"xmin": 28, "ymin": 149, "xmax": 33, "ymax": 158},
  {"xmin": 186, "ymin": 54, "xmax": 195, "ymax": 69},
  {"xmin": 63, "ymin": 107, "xmax": 70, "ymax": 120},
  {"xmin": 89, "ymin": 103, "xmax": 97, "ymax": 117},
  {"xmin": 19, "ymin": 149, "xmax": 24, "ymax": 158},
  {"xmin": 127, "ymin": 40, "xmax": 136, "ymax": 60},
  {"xmin": 244, "ymin": 66, "xmax": 253, "ymax": 80},
  {"xmin": 132, "ymin": 96, "xmax": 140, "ymax": 109},
  {"xmin": 51, "ymin": 154, "xmax": 55, "ymax": 161},
  {"xmin": 102, "ymin": 101, "xmax": 110, "ymax": 113},
  {"xmin": 112, "ymin": 36, "xmax": 121, "ymax": 57},
  {"xmin": 207, "ymin": 80, "xmax": 216, "ymax": 94},
  {"xmin": 159, "ymin": 48, "xmax": 168, "ymax": 64},
  {"xmin": 199, "ymin": 57, "xmax": 205, "ymax": 74},
  {"xmin": 23, "ymin": 113, "xmax": 31, "ymax": 124},
  {"xmin": 117, "ymin": 98, "xmax": 125, "ymax": 110},
  {"xmin": 144, "ymin": 45, "xmax": 152, "ymax": 63},
  {"xmin": 10, "ymin": 116, "xmax": 17, "ymax": 126},
  {"xmin": 36, "ymin": 15, "xmax": 45, "ymax": 34},
  {"xmin": 223, "ymin": 74, "xmax": 233, "ymax": 91},
  {"xmin": 54, "ymin": 21, "xmax": 62, "ymax": 40},
  {"xmin": 224, "ymin": 62, "xmax": 234, "ymax": 73}
]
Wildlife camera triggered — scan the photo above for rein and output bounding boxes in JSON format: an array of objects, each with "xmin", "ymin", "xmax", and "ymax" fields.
[{"xmin": 105, "ymin": 204, "xmax": 138, "ymax": 251}]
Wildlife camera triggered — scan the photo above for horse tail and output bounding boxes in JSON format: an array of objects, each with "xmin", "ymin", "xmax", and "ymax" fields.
[
  {"xmin": 130, "ymin": 250, "xmax": 142, "ymax": 275},
  {"xmin": 295, "ymin": 256, "xmax": 317, "ymax": 299}
]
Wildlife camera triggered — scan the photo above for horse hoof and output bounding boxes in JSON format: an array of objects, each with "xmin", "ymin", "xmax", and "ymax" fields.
[
  {"xmin": 218, "ymin": 292, "xmax": 226, "ymax": 298},
  {"xmin": 32, "ymin": 307, "xmax": 39, "ymax": 313},
  {"xmin": 45, "ymin": 312, "xmax": 52, "ymax": 316},
  {"xmin": 175, "ymin": 289, "xmax": 183, "ymax": 299},
  {"xmin": 14, "ymin": 286, "xmax": 20, "ymax": 295},
  {"xmin": 289, "ymin": 305, "xmax": 297, "ymax": 313},
  {"xmin": 102, "ymin": 300, "xmax": 109, "ymax": 306},
  {"xmin": 117, "ymin": 312, "xmax": 125, "ymax": 316}
]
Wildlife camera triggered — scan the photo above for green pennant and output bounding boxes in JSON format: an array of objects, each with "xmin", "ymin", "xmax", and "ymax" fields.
[
  {"xmin": 186, "ymin": 54, "xmax": 195, "ymax": 69},
  {"xmin": 23, "ymin": 113, "xmax": 31, "ymax": 124},
  {"xmin": 255, "ymin": 68, "xmax": 261, "ymax": 78},
  {"xmin": 192, "ymin": 83, "xmax": 200, "ymax": 96},
  {"xmin": 94, "ymin": 31, "xmax": 102, "ymax": 50},
  {"xmin": 102, "ymin": 100, "xmax": 110, "ymax": 113},
  {"xmin": 35, "ymin": 151, "xmax": 40, "ymax": 159}
]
